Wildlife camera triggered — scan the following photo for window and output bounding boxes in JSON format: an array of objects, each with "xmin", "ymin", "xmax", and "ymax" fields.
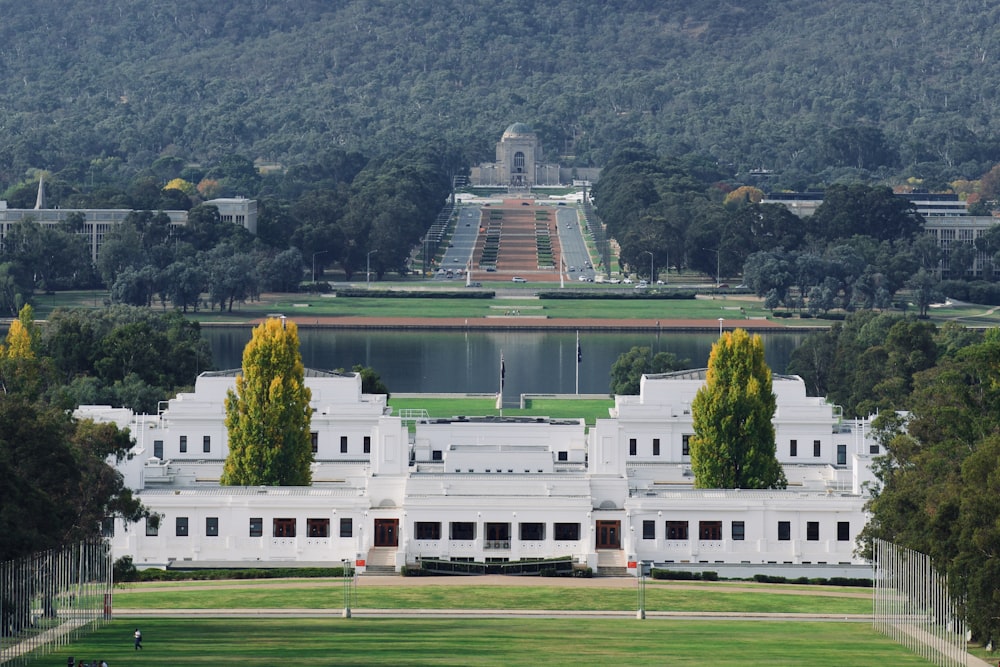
[
  {"xmin": 485, "ymin": 523, "xmax": 510, "ymax": 541},
  {"xmin": 699, "ymin": 521, "xmax": 722, "ymax": 540},
  {"xmin": 652, "ymin": 438, "xmax": 660, "ymax": 456},
  {"xmin": 629, "ymin": 438, "xmax": 637, "ymax": 456},
  {"xmin": 363, "ymin": 436, "xmax": 371, "ymax": 454},
  {"xmin": 807, "ymin": 521, "xmax": 819, "ymax": 541},
  {"xmin": 513, "ymin": 151, "xmax": 525, "ymax": 171},
  {"xmin": 206, "ymin": 517, "xmax": 219, "ymax": 537},
  {"xmin": 666, "ymin": 521, "xmax": 689, "ymax": 540},
  {"xmin": 450, "ymin": 522, "xmax": 476, "ymax": 540},
  {"xmin": 249, "ymin": 517, "xmax": 263, "ymax": 537},
  {"xmin": 273, "ymin": 518, "xmax": 296, "ymax": 538},
  {"xmin": 790, "ymin": 439, "xmax": 797, "ymax": 457},
  {"xmin": 311, "ymin": 432, "xmax": 318, "ymax": 454},
  {"xmin": 153, "ymin": 440, "xmax": 163, "ymax": 459},
  {"xmin": 642, "ymin": 520, "xmax": 655, "ymax": 540},
  {"xmin": 339, "ymin": 518, "xmax": 352, "ymax": 538},
  {"xmin": 519, "ymin": 523, "xmax": 545, "ymax": 541},
  {"xmin": 176, "ymin": 517, "xmax": 189, "ymax": 537},
  {"xmin": 179, "ymin": 435, "xmax": 187, "ymax": 453},
  {"xmin": 557, "ymin": 451, "xmax": 568, "ymax": 462},
  {"xmin": 553, "ymin": 523, "xmax": 580, "ymax": 541},
  {"xmin": 870, "ymin": 444, "xmax": 880, "ymax": 454},
  {"xmin": 307, "ymin": 518, "xmax": 330, "ymax": 537},
  {"xmin": 837, "ymin": 444, "xmax": 847, "ymax": 465},
  {"xmin": 340, "ymin": 436, "xmax": 348, "ymax": 453},
  {"xmin": 101, "ymin": 517, "xmax": 115, "ymax": 538},
  {"xmin": 837, "ymin": 521, "xmax": 850, "ymax": 541},
  {"xmin": 777, "ymin": 521, "xmax": 791, "ymax": 541},
  {"xmin": 813, "ymin": 440, "xmax": 821, "ymax": 457},
  {"xmin": 682, "ymin": 435, "xmax": 691, "ymax": 456},
  {"xmin": 416, "ymin": 522, "xmax": 441, "ymax": 540},
  {"xmin": 432, "ymin": 450, "xmax": 442, "ymax": 461},
  {"xmin": 203, "ymin": 435, "xmax": 211, "ymax": 453},
  {"xmin": 146, "ymin": 517, "xmax": 159, "ymax": 536},
  {"xmin": 731, "ymin": 521, "xmax": 745, "ymax": 541}
]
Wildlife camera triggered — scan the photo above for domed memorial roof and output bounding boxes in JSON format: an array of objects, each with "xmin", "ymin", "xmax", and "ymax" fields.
[{"xmin": 502, "ymin": 122, "xmax": 535, "ymax": 138}]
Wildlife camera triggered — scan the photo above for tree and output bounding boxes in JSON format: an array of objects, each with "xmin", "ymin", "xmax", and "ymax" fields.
[
  {"xmin": 221, "ymin": 317, "xmax": 312, "ymax": 486},
  {"xmin": 609, "ymin": 346, "xmax": 688, "ymax": 395},
  {"xmin": 689, "ymin": 329, "xmax": 786, "ymax": 489}
]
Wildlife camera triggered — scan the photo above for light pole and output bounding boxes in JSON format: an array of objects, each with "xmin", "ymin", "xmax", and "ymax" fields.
[
  {"xmin": 366, "ymin": 250, "xmax": 377, "ymax": 289},
  {"xmin": 719, "ymin": 317, "xmax": 724, "ymax": 336},
  {"xmin": 643, "ymin": 250, "xmax": 653, "ymax": 283},
  {"xmin": 312, "ymin": 250, "xmax": 327, "ymax": 284}
]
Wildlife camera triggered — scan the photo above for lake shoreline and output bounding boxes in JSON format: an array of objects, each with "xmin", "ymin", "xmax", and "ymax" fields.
[{"xmin": 200, "ymin": 315, "xmax": 823, "ymax": 333}]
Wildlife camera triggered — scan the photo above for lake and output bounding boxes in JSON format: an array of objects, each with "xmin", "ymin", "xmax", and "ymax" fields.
[{"xmin": 203, "ymin": 328, "xmax": 809, "ymax": 397}]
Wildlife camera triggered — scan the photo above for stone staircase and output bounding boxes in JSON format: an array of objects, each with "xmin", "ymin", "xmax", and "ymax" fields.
[
  {"xmin": 596, "ymin": 549, "xmax": 629, "ymax": 577},
  {"xmin": 362, "ymin": 547, "xmax": 398, "ymax": 576}
]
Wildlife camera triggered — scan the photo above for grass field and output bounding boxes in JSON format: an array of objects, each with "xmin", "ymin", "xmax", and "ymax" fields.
[
  {"xmin": 388, "ymin": 397, "xmax": 615, "ymax": 424},
  {"xmin": 29, "ymin": 288, "xmax": 1000, "ymax": 329},
  {"xmin": 25, "ymin": 617, "xmax": 936, "ymax": 666},
  {"xmin": 112, "ymin": 581, "xmax": 871, "ymax": 615}
]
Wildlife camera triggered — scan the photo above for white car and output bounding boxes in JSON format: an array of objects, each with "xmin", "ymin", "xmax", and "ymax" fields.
[
  {"xmin": 623, "ymin": 278, "xmax": 633, "ymax": 284},
  {"xmin": 511, "ymin": 276, "xmax": 527, "ymax": 283}
]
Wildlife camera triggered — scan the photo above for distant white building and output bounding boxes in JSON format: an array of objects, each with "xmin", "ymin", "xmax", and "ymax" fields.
[
  {"xmin": 84, "ymin": 368, "xmax": 878, "ymax": 576},
  {"xmin": 0, "ymin": 178, "xmax": 257, "ymax": 260}
]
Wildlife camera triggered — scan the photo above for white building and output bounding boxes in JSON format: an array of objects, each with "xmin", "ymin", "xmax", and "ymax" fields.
[{"xmin": 84, "ymin": 368, "xmax": 878, "ymax": 577}]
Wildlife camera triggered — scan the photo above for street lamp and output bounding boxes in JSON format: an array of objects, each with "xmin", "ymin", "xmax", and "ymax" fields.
[
  {"xmin": 719, "ymin": 317, "xmax": 724, "ymax": 336},
  {"xmin": 366, "ymin": 250, "xmax": 377, "ymax": 289},
  {"xmin": 312, "ymin": 250, "xmax": 328, "ymax": 284},
  {"xmin": 643, "ymin": 250, "xmax": 654, "ymax": 283}
]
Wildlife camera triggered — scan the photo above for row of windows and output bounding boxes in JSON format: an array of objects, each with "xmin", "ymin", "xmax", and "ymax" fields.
[
  {"xmin": 312, "ymin": 434, "xmax": 372, "ymax": 455},
  {"xmin": 641, "ymin": 519, "xmax": 851, "ymax": 542},
  {"xmin": 153, "ymin": 436, "xmax": 211, "ymax": 458},
  {"xmin": 414, "ymin": 522, "xmax": 581, "ymax": 541},
  {"xmin": 152, "ymin": 434, "xmax": 374, "ymax": 459},
  {"xmin": 153, "ymin": 517, "xmax": 354, "ymax": 539},
  {"xmin": 629, "ymin": 437, "xmax": 665, "ymax": 456}
]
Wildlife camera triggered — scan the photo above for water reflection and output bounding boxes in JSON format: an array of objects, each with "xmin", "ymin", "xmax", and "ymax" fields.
[{"xmin": 204, "ymin": 329, "xmax": 807, "ymax": 397}]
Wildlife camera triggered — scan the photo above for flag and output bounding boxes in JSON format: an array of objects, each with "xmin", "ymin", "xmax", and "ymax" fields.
[
  {"xmin": 576, "ymin": 331, "xmax": 582, "ymax": 364},
  {"xmin": 496, "ymin": 351, "xmax": 505, "ymax": 410}
]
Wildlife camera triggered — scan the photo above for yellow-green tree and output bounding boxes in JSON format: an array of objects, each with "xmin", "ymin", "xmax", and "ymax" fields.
[
  {"xmin": 4, "ymin": 303, "xmax": 40, "ymax": 359},
  {"xmin": 690, "ymin": 328, "xmax": 786, "ymax": 489},
  {"xmin": 221, "ymin": 317, "xmax": 312, "ymax": 486}
]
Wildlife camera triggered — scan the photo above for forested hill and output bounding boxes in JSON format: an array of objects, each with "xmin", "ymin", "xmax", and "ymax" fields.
[{"xmin": 3, "ymin": 0, "xmax": 1000, "ymax": 188}]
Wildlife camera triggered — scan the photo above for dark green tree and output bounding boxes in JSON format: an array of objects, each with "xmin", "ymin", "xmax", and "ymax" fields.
[{"xmin": 609, "ymin": 346, "xmax": 688, "ymax": 395}]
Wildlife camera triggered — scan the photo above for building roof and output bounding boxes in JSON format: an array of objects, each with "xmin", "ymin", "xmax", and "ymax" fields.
[{"xmin": 503, "ymin": 122, "xmax": 535, "ymax": 138}]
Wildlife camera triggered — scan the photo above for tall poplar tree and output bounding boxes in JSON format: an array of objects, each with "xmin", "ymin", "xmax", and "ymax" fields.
[
  {"xmin": 221, "ymin": 317, "xmax": 312, "ymax": 486},
  {"xmin": 690, "ymin": 328, "xmax": 786, "ymax": 489}
]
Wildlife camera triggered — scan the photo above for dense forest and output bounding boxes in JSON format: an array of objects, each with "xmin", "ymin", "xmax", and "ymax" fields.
[{"xmin": 3, "ymin": 0, "xmax": 1000, "ymax": 190}]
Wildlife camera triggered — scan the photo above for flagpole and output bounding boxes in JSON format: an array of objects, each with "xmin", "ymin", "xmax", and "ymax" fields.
[
  {"xmin": 575, "ymin": 330, "xmax": 580, "ymax": 395},
  {"xmin": 496, "ymin": 349, "xmax": 505, "ymax": 416}
]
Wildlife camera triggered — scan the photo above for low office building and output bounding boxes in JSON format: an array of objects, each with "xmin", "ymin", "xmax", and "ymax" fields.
[{"xmin": 86, "ymin": 367, "xmax": 877, "ymax": 576}]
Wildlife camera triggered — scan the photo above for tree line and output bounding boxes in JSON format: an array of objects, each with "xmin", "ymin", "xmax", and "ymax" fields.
[
  {"xmin": 781, "ymin": 311, "xmax": 1000, "ymax": 645},
  {"xmin": 5, "ymin": 1, "xmax": 1000, "ymax": 191},
  {"xmin": 591, "ymin": 146, "xmax": 1000, "ymax": 316},
  {"xmin": 0, "ymin": 145, "xmax": 457, "ymax": 316}
]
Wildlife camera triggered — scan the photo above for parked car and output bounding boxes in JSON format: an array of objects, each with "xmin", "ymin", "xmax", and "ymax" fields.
[
  {"xmin": 511, "ymin": 276, "xmax": 527, "ymax": 283},
  {"xmin": 467, "ymin": 281, "xmax": 482, "ymax": 288},
  {"xmin": 623, "ymin": 278, "xmax": 633, "ymax": 284}
]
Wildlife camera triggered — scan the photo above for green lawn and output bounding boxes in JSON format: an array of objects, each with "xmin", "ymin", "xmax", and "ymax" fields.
[
  {"xmin": 388, "ymin": 397, "xmax": 614, "ymax": 424},
  {"xmin": 24, "ymin": 617, "xmax": 935, "ymax": 666},
  {"xmin": 113, "ymin": 581, "xmax": 871, "ymax": 615}
]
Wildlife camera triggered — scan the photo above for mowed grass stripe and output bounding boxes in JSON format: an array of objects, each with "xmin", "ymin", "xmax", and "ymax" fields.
[
  {"xmin": 114, "ymin": 584, "xmax": 871, "ymax": 615},
  {"xmin": 24, "ymin": 618, "xmax": 932, "ymax": 666}
]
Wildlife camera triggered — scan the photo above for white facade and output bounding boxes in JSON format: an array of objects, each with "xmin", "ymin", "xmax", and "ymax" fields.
[{"xmin": 84, "ymin": 368, "xmax": 879, "ymax": 576}]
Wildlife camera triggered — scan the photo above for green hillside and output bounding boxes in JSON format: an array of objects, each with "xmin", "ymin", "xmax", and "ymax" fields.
[{"xmin": 2, "ymin": 0, "xmax": 999, "ymax": 187}]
